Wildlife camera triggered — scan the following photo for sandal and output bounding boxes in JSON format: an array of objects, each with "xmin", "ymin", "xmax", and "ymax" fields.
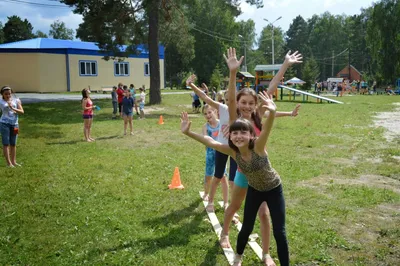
[
  {"xmin": 220, "ymin": 232, "xmax": 231, "ymax": 248},
  {"xmin": 263, "ymin": 253, "xmax": 276, "ymax": 266},
  {"xmin": 232, "ymin": 213, "xmax": 240, "ymax": 224},
  {"xmin": 205, "ymin": 202, "xmax": 214, "ymax": 212},
  {"xmin": 233, "ymin": 254, "xmax": 242, "ymax": 266},
  {"xmin": 223, "ymin": 203, "xmax": 229, "ymax": 211}
]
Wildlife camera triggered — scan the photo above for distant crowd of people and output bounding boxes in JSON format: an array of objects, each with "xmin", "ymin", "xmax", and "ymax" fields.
[
  {"xmin": 81, "ymin": 83, "xmax": 147, "ymax": 142},
  {"xmin": 314, "ymin": 80, "xmax": 398, "ymax": 96}
]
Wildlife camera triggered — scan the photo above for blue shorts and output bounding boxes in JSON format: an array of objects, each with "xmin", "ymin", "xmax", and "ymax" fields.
[
  {"xmin": 234, "ymin": 170, "xmax": 248, "ymax": 188},
  {"xmin": 205, "ymin": 150, "xmax": 216, "ymax": 178},
  {"xmin": 139, "ymin": 102, "xmax": 144, "ymax": 111},
  {"xmin": 123, "ymin": 112, "xmax": 133, "ymax": 117},
  {"xmin": 83, "ymin": 114, "xmax": 93, "ymax": 119},
  {"xmin": 1, "ymin": 122, "xmax": 18, "ymax": 146}
]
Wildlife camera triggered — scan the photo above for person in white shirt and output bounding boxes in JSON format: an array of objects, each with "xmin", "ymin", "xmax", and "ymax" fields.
[
  {"xmin": 0, "ymin": 86, "xmax": 24, "ymax": 167},
  {"xmin": 139, "ymin": 87, "xmax": 146, "ymax": 119}
]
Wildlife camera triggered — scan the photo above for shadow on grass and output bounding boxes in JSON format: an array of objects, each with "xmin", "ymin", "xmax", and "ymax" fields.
[
  {"xmin": 90, "ymin": 198, "xmax": 223, "ymax": 263},
  {"xmin": 22, "ymin": 124, "xmax": 63, "ymax": 139},
  {"xmin": 45, "ymin": 135, "xmax": 120, "ymax": 145}
]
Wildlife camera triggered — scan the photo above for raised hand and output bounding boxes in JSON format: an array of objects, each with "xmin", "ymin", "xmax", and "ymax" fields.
[
  {"xmin": 291, "ymin": 104, "xmax": 301, "ymax": 117},
  {"xmin": 258, "ymin": 92, "xmax": 276, "ymax": 112},
  {"xmin": 223, "ymin": 47, "xmax": 244, "ymax": 72},
  {"xmin": 186, "ymin": 74, "xmax": 197, "ymax": 86},
  {"xmin": 201, "ymin": 83, "xmax": 209, "ymax": 93},
  {"xmin": 180, "ymin": 112, "xmax": 192, "ymax": 134},
  {"xmin": 284, "ymin": 50, "xmax": 303, "ymax": 66}
]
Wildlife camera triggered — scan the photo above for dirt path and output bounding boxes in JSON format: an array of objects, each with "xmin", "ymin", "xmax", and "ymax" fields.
[{"xmin": 373, "ymin": 102, "xmax": 400, "ymax": 142}]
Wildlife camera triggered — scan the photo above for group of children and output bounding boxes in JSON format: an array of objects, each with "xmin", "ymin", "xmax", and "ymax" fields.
[
  {"xmin": 183, "ymin": 48, "xmax": 303, "ymax": 266},
  {"xmin": 81, "ymin": 83, "xmax": 147, "ymax": 141}
]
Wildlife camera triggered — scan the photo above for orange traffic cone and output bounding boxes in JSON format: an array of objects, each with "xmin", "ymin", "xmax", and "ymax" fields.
[
  {"xmin": 168, "ymin": 167, "xmax": 184, "ymax": 189},
  {"xmin": 158, "ymin": 115, "xmax": 164, "ymax": 125}
]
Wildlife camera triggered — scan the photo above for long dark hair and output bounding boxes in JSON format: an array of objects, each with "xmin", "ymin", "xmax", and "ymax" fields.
[
  {"xmin": 81, "ymin": 88, "xmax": 89, "ymax": 100},
  {"xmin": 1, "ymin": 86, "xmax": 12, "ymax": 99},
  {"xmin": 236, "ymin": 88, "xmax": 262, "ymax": 131},
  {"xmin": 228, "ymin": 118, "xmax": 256, "ymax": 153}
]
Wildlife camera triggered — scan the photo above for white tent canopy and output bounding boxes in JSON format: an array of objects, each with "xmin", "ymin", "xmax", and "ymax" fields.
[{"xmin": 285, "ymin": 77, "xmax": 306, "ymax": 84}]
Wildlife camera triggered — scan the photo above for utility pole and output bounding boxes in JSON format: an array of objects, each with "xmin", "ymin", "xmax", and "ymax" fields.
[
  {"xmin": 331, "ymin": 50, "xmax": 334, "ymax": 77},
  {"xmin": 238, "ymin": 35, "xmax": 247, "ymax": 72},
  {"xmin": 348, "ymin": 47, "xmax": 351, "ymax": 81},
  {"xmin": 263, "ymin": 16, "xmax": 282, "ymax": 75}
]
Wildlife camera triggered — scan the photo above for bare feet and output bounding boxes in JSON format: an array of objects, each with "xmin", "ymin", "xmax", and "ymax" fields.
[
  {"xmin": 205, "ymin": 203, "xmax": 214, "ymax": 212},
  {"xmin": 220, "ymin": 232, "xmax": 231, "ymax": 248},
  {"xmin": 263, "ymin": 254, "xmax": 276, "ymax": 266},
  {"xmin": 89, "ymin": 137, "xmax": 95, "ymax": 141},
  {"xmin": 232, "ymin": 213, "xmax": 240, "ymax": 224}
]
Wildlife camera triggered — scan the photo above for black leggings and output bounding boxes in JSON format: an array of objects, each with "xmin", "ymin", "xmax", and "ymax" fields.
[
  {"xmin": 214, "ymin": 151, "xmax": 237, "ymax": 181},
  {"xmin": 236, "ymin": 184, "xmax": 289, "ymax": 266}
]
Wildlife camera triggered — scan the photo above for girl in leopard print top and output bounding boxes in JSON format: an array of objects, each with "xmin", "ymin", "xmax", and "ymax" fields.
[{"xmin": 181, "ymin": 91, "xmax": 289, "ymax": 266}]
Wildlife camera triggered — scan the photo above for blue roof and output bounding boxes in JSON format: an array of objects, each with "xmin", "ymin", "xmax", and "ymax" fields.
[{"xmin": 0, "ymin": 38, "xmax": 164, "ymax": 58}]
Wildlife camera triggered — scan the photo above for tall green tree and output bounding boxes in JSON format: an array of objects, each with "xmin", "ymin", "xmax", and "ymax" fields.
[
  {"xmin": 284, "ymin": 15, "xmax": 309, "ymax": 77},
  {"xmin": 258, "ymin": 25, "xmax": 285, "ymax": 65},
  {"xmin": 49, "ymin": 20, "xmax": 74, "ymax": 40},
  {"xmin": 308, "ymin": 12, "xmax": 348, "ymax": 80},
  {"xmin": 301, "ymin": 58, "xmax": 320, "ymax": 90},
  {"xmin": 3, "ymin": 15, "xmax": 34, "ymax": 43},
  {"xmin": 63, "ymin": 0, "xmax": 162, "ymax": 104},
  {"xmin": 366, "ymin": 0, "xmax": 400, "ymax": 83},
  {"xmin": 35, "ymin": 30, "xmax": 48, "ymax": 38},
  {"xmin": 0, "ymin": 22, "xmax": 4, "ymax": 44}
]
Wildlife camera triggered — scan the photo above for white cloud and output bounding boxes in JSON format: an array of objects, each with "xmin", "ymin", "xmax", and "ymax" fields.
[
  {"xmin": 0, "ymin": 2, "xmax": 82, "ymax": 38},
  {"xmin": 239, "ymin": 2, "xmax": 257, "ymax": 16}
]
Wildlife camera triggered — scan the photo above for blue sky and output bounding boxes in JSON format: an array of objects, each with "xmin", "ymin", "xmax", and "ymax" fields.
[{"xmin": 0, "ymin": 0, "xmax": 375, "ymax": 39}]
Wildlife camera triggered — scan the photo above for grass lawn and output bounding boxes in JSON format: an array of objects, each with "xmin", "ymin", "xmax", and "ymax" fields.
[{"xmin": 1, "ymin": 94, "xmax": 399, "ymax": 265}]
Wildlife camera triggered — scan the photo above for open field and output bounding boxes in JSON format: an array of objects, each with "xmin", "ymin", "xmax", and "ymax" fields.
[{"xmin": 1, "ymin": 94, "xmax": 399, "ymax": 265}]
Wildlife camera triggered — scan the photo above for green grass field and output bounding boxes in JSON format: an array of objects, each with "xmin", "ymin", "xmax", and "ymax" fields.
[{"xmin": 1, "ymin": 94, "xmax": 399, "ymax": 265}]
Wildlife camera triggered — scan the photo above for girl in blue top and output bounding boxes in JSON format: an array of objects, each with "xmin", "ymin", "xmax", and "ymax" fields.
[
  {"xmin": 0, "ymin": 86, "xmax": 24, "ymax": 168},
  {"xmin": 201, "ymin": 104, "xmax": 228, "ymax": 206}
]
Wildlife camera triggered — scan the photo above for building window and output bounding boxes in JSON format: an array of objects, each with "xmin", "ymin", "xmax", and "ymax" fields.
[
  {"xmin": 144, "ymin": 62, "xmax": 150, "ymax": 76},
  {"xmin": 114, "ymin": 62, "xmax": 130, "ymax": 76},
  {"xmin": 79, "ymin": 60, "xmax": 97, "ymax": 76}
]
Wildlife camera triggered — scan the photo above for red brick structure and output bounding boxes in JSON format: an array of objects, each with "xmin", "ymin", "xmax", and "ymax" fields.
[{"xmin": 336, "ymin": 64, "xmax": 362, "ymax": 81}]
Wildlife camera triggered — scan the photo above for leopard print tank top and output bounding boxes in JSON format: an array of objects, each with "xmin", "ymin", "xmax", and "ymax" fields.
[{"xmin": 236, "ymin": 150, "xmax": 281, "ymax": 192}]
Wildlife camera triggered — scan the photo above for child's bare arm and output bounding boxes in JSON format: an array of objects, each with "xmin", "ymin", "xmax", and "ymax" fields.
[
  {"xmin": 186, "ymin": 75, "xmax": 221, "ymax": 110},
  {"xmin": 223, "ymin": 47, "xmax": 244, "ymax": 124},
  {"xmin": 181, "ymin": 112, "xmax": 234, "ymax": 157},
  {"xmin": 254, "ymin": 93, "xmax": 276, "ymax": 152},
  {"xmin": 263, "ymin": 104, "xmax": 301, "ymax": 118},
  {"xmin": 267, "ymin": 51, "xmax": 303, "ymax": 96}
]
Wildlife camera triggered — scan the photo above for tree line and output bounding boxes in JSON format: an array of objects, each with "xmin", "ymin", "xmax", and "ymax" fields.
[
  {"xmin": 0, "ymin": 15, "xmax": 75, "ymax": 43},
  {"xmin": 1, "ymin": 0, "xmax": 398, "ymax": 104}
]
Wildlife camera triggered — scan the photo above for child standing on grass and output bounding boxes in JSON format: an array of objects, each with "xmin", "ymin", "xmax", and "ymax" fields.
[
  {"xmin": 122, "ymin": 89, "xmax": 134, "ymax": 135},
  {"xmin": 117, "ymin": 83, "xmax": 125, "ymax": 117},
  {"xmin": 181, "ymin": 91, "xmax": 289, "ymax": 266},
  {"xmin": 81, "ymin": 88, "xmax": 96, "ymax": 142},
  {"xmin": 201, "ymin": 104, "xmax": 227, "ymax": 207},
  {"xmin": 0, "ymin": 86, "xmax": 24, "ymax": 167},
  {"xmin": 129, "ymin": 84, "xmax": 140, "ymax": 116},
  {"xmin": 111, "ymin": 86, "xmax": 117, "ymax": 119},
  {"xmin": 139, "ymin": 88, "xmax": 146, "ymax": 119},
  {"xmin": 187, "ymin": 75, "xmax": 231, "ymax": 212}
]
